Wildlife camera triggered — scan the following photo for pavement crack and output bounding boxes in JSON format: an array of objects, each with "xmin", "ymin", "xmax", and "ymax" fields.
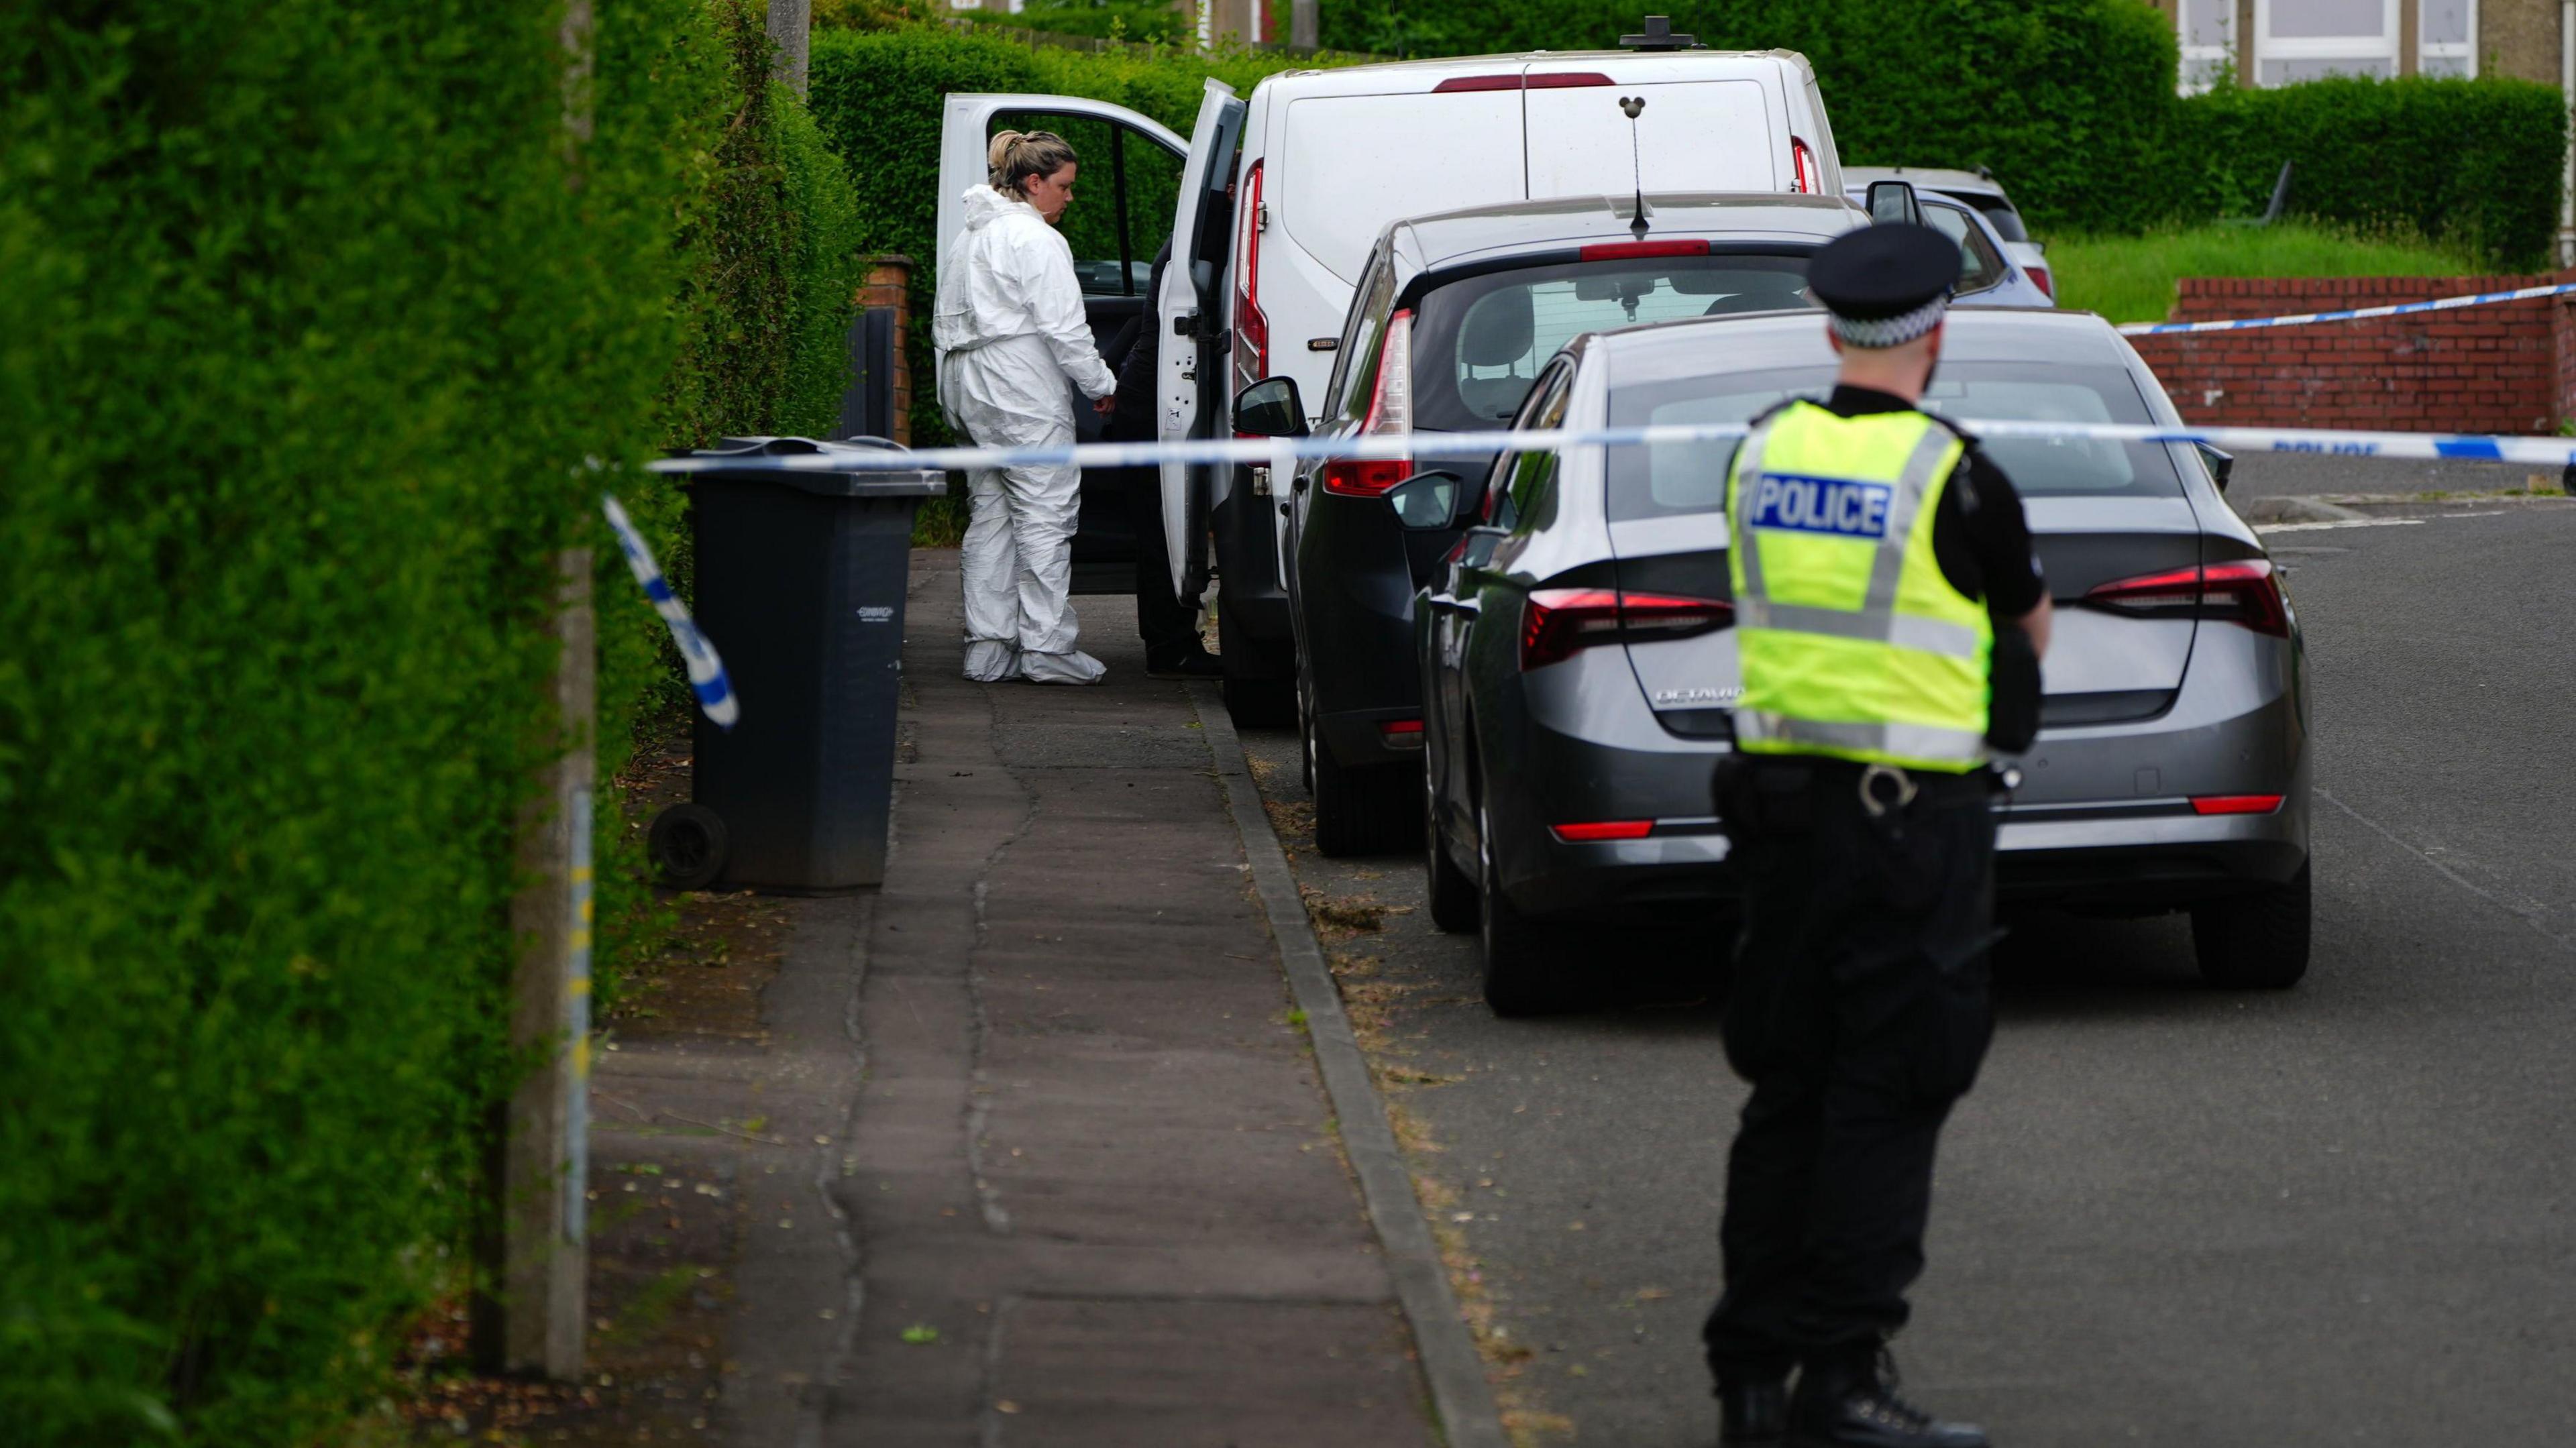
[
  {"xmin": 965, "ymin": 689, "xmax": 1036, "ymax": 1238},
  {"xmin": 798, "ymin": 894, "xmax": 872, "ymax": 1448}
]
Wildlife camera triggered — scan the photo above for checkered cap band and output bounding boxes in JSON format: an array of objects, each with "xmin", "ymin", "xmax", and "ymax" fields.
[{"xmin": 1829, "ymin": 293, "xmax": 1949, "ymax": 349}]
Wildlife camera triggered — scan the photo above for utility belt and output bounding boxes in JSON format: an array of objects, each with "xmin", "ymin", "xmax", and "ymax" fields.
[{"xmin": 1714, "ymin": 752, "xmax": 2019, "ymax": 835}]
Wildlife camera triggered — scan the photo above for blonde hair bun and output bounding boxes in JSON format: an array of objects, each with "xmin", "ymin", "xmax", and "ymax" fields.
[{"xmin": 986, "ymin": 129, "xmax": 1079, "ymax": 200}]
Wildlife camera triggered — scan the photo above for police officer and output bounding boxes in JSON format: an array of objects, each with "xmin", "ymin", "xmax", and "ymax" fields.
[{"xmin": 1703, "ymin": 223, "xmax": 2052, "ymax": 1448}]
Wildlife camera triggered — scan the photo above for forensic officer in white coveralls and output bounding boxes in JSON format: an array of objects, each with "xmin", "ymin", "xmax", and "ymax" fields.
[{"xmin": 933, "ymin": 129, "xmax": 1116, "ymax": 684}]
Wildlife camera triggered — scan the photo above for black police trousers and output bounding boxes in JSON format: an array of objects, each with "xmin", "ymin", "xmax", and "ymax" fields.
[
  {"xmin": 1701, "ymin": 756, "xmax": 1999, "ymax": 1382},
  {"xmin": 1120, "ymin": 465, "xmax": 1201, "ymax": 663}
]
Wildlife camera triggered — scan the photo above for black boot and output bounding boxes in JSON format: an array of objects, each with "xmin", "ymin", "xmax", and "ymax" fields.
[
  {"xmin": 1790, "ymin": 1347, "xmax": 1986, "ymax": 1448},
  {"xmin": 1719, "ymin": 1376, "xmax": 1790, "ymax": 1444}
]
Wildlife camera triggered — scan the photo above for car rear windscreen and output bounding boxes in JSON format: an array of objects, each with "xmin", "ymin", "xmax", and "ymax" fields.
[
  {"xmin": 1970, "ymin": 198, "xmax": 2029, "ymax": 243},
  {"xmin": 1411, "ymin": 255, "xmax": 1815, "ymax": 430},
  {"xmin": 1606, "ymin": 361, "xmax": 2184, "ymax": 522}
]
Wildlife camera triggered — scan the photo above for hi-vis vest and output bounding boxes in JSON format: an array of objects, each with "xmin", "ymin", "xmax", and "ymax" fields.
[{"xmin": 1725, "ymin": 401, "xmax": 1992, "ymax": 773}]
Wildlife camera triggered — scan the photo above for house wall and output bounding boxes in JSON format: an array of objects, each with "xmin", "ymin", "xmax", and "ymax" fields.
[
  {"xmin": 2126, "ymin": 273, "xmax": 2576, "ymax": 433},
  {"xmin": 2144, "ymin": 0, "xmax": 2563, "ymax": 81},
  {"xmin": 2483, "ymin": 0, "xmax": 2564, "ymax": 82}
]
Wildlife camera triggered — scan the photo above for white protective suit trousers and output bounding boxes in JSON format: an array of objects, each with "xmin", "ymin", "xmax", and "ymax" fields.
[{"xmin": 943, "ymin": 337, "xmax": 1106, "ymax": 684}]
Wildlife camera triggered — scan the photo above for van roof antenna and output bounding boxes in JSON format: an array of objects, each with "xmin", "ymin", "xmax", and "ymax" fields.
[
  {"xmin": 1621, "ymin": 95, "xmax": 1648, "ymax": 238},
  {"xmin": 1619, "ymin": 15, "xmax": 1697, "ymax": 50}
]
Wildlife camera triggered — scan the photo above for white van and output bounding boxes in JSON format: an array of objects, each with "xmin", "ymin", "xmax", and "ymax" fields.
[{"xmin": 935, "ymin": 40, "xmax": 1846, "ymax": 722}]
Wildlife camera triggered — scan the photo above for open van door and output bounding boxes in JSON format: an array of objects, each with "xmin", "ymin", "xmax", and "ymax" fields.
[
  {"xmin": 936, "ymin": 93, "xmax": 1191, "ymax": 591},
  {"xmin": 1158, "ymin": 80, "xmax": 1247, "ymax": 602}
]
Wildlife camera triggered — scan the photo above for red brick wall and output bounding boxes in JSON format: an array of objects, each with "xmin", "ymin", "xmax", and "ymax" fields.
[
  {"xmin": 857, "ymin": 254, "xmax": 914, "ymax": 446},
  {"xmin": 2123, "ymin": 272, "xmax": 2576, "ymax": 435}
]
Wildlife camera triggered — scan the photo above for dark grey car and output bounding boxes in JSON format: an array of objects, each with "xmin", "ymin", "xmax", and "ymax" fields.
[{"xmin": 1413, "ymin": 308, "xmax": 2312, "ymax": 1014}]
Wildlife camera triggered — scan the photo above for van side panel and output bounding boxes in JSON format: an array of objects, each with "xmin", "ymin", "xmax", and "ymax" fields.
[
  {"xmin": 1524, "ymin": 80, "xmax": 1778, "ymax": 197},
  {"xmin": 1277, "ymin": 92, "xmax": 1527, "ymax": 284},
  {"xmin": 1265, "ymin": 91, "xmax": 1526, "ymax": 419}
]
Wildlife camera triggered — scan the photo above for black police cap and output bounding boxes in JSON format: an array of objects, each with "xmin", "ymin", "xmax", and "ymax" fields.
[{"xmin": 1807, "ymin": 223, "xmax": 1957, "ymax": 323}]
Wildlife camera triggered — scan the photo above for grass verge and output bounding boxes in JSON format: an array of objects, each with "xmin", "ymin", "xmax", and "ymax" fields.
[{"xmin": 2048, "ymin": 221, "xmax": 2482, "ymax": 324}]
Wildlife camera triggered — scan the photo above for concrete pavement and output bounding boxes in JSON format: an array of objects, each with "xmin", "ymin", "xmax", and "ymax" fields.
[{"xmin": 667, "ymin": 552, "xmax": 1449, "ymax": 1447}]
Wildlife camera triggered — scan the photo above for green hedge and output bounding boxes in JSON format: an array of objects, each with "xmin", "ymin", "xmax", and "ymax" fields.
[
  {"xmin": 809, "ymin": 24, "xmax": 1366, "ymax": 532},
  {"xmin": 2171, "ymin": 75, "xmax": 2568, "ymax": 268},
  {"xmin": 1313, "ymin": 0, "xmax": 2180, "ymax": 231},
  {"xmin": 1313, "ymin": 0, "xmax": 2567, "ymax": 264},
  {"xmin": 0, "ymin": 1, "xmax": 863, "ymax": 1442}
]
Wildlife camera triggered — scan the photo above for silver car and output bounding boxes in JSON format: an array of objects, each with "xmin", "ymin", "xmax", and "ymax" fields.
[
  {"xmin": 1845, "ymin": 165, "xmax": 2055, "ymax": 300},
  {"xmin": 1413, "ymin": 307, "xmax": 2310, "ymax": 1013},
  {"xmin": 1842, "ymin": 182, "xmax": 2053, "ymax": 309}
]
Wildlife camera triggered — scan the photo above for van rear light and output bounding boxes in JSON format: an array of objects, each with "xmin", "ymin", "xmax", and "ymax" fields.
[
  {"xmin": 1379, "ymin": 718, "xmax": 1426, "ymax": 749},
  {"xmin": 2027, "ymin": 262, "xmax": 2055, "ymax": 299},
  {"xmin": 2084, "ymin": 559, "xmax": 2288, "ymax": 637},
  {"xmin": 1520, "ymin": 588, "xmax": 1732, "ymax": 670},
  {"xmin": 1231, "ymin": 159, "xmax": 1268, "ymax": 404},
  {"xmin": 1790, "ymin": 137, "xmax": 1819, "ymax": 194},
  {"xmin": 1432, "ymin": 71, "xmax": 1611, "ymax": 91},
  {"xmin": 1550, "ymin": 819, "xmax": 1654, "ymax": 842},
  {"xmin": 2190, "ymin": 794, "xmax": 2285, "ymax": 816},
  {"xmin": 1578, "ymin": 239, "xmax": 1711, "ymax": 260}
]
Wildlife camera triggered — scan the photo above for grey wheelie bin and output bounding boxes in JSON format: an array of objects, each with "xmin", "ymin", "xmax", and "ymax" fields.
[{"xmin": 648, "ymin": 437, "xmax": 944, "ymax": 893}]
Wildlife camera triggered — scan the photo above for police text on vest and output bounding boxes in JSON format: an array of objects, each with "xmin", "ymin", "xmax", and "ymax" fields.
[{"xmin": 1746, "ymin": 474, "xmax": 1894, "ymax": 540}]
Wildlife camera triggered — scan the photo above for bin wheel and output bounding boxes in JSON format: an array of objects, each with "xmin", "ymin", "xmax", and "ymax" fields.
[{"xmin": 650, "ymin": 803, "xmax": 729, "ymax": 891}]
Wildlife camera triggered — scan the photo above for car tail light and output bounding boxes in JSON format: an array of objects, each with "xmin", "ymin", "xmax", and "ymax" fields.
[
  {"xmin": 1432, "ymin": 73, "xmax": 1525, "ymax": 91},
  {"xmin": 1578, "ymin": 238, "xmax": 1711, "ymax": 261},
  {"xmin": 1520, "ymin": 588, "xmax": 1733, "ymax": 671},
  {"xmin": 2084, "ymin": 559, "xmax": 2288, "ymax": 637},
  {"xmin": 1322, "ymin": 309, "xmax": 1413, "ymax": 496},
  {"xmin": 1379, "ymin": 718, "xmax": 1426, "ymax": 749},
  {"xmin": 1550, "ymin": 819, "xmax": 1654, "ymax": 842},
  {"xmin": 1320, "ymin": 459, "xmax": 1409, "ymax": 496},
  {"xmin": 1790, "ymin": 137, "xmax": 1819, "ymax": 194},
  {"xmin": 2027, "ymin": 262, "xmax": 2055, "ymax": 299},
  {"xmin": 1231, "ymin": 160, "xmax": 1267, "ymax": 404},
  {"xmin": 2191, "ymin": 794, "xmax": 2285, "ymax": 816},
  {"xmin": 1525, "ymin": 70, "xmax": 1613, "ymax": 88}
]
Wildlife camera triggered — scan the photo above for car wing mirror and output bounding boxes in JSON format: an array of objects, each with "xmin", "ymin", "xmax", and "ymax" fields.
[
  {"xmin": 1457, "ymin": 524, "xmax": 1508, "ymax": 569},
  {"xmin": 1232, "ymin": 376, "xmax": 1308, "ymax": 437},
  {"xmin": 1865, "ymin": 179, "xmax": 1923, "ymax": 228},
  {"xmin": 1386, "ymin": 469, "xmax": 1464, "ymax": 531},
  {"xmin": 2194, "ymin": 440, "xmax": 2235, "ymax": 493}
]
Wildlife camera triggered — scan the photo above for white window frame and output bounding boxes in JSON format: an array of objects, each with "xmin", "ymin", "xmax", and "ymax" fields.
[
  {"xmin": 2420, "ymin": 0, "xmax": 2478, "ymax": 76},
  {"xmin": 2177, "ymin": 0, "xmax": 2237, "ymax": 94},
  {"xmin": 2253, "ymin": 0, "xmax": 2402, "ymax": 85}
]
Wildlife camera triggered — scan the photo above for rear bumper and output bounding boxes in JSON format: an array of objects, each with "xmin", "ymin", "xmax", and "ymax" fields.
[
  {"xmin": 1489, "ymin": 620, "xmax": 2310, "ymax": 922},
  {"xmin": 1505, "ymin": 803, "xmax": 2309, "ymax": 920},
  {"xmin": 1504, "ymin": 826, "xmax": 1738, "ymax": 922},
  {"xmin": 1997, "ymin": 804, "xmax": 2306, "ymax": 909}
]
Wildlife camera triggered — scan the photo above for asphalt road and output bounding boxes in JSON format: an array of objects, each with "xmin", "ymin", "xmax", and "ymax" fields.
[
  {"xmin": 2225, "ymin": 450, "xmax": 2563, "ymax": 501},
  {"xmin": 1241, "ymin": 494, "xmax": 2576, "ymax": 1446}
]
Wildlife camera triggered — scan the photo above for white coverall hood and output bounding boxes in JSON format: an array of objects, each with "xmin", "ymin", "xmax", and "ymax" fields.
[{"xmin": 935, "ymin": 184, "xmax": 1116, "ymax": 684}]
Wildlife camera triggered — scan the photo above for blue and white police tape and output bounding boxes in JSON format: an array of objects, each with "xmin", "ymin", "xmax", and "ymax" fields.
[
  {"xmin": 602, "ymin": 494, "xmax": 739, "ymax": 730},
  {"xmin": 644, "ymin": 419, "xmax": 2576, "ymax": 478},
  {"xmin": 2115, "ymin": 280, "xmax": 2576, "ymax": 337}
]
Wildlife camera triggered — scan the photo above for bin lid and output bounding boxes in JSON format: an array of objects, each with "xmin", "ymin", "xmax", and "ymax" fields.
[{"xmin": 683, "ymin": 437, "xmax": 946, "ymax": 497}]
